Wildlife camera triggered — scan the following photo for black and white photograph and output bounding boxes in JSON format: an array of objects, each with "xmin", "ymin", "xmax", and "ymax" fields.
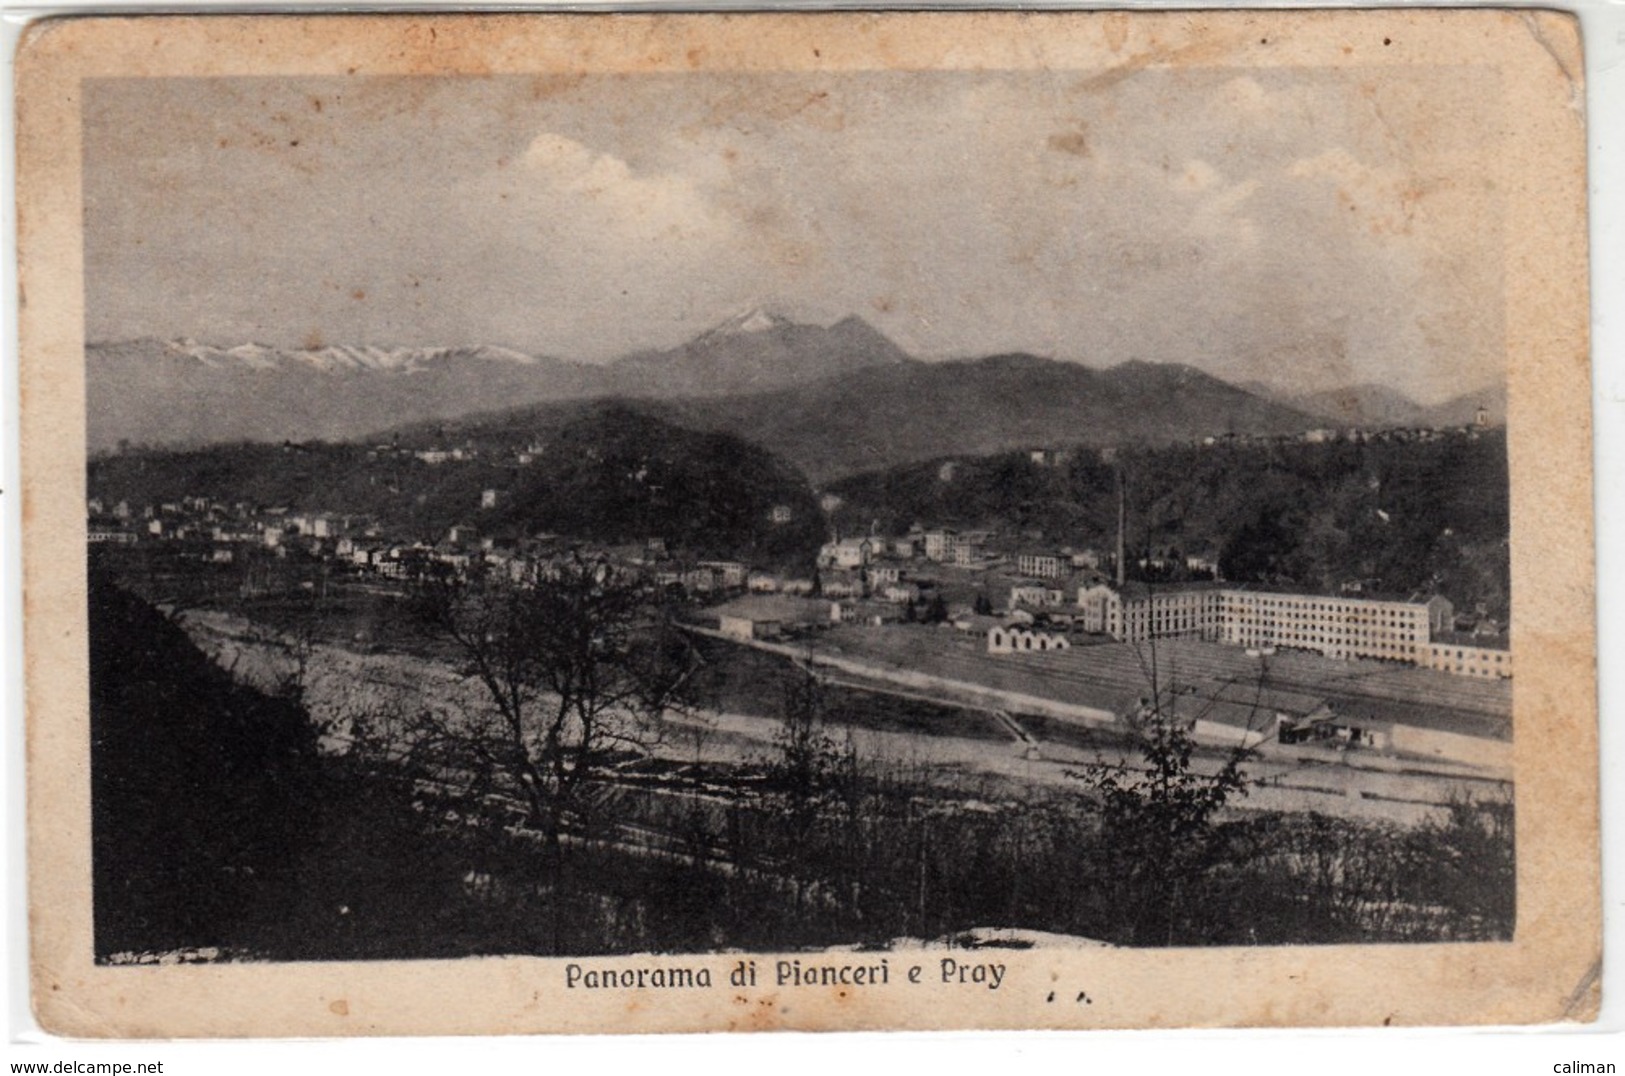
[{"xmin": 16, "ymin": 10, "xmax": 1598, "ymax": 1035}]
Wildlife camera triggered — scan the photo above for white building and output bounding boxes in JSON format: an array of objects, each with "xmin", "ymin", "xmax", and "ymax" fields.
[
  {"xmin": 1220, "ymin": 590, "xmax": 1452, "ymax": 665},
  {"xmin": 923, "ymin": 530, "xmax": 965, "ymax": 562},
  {"xmin": 1016, "ymin": 553, "xmax": 1066, "ymax": 579},
  {"xmin": 820, "ymin": 576, "xmax": 863, "ymax": 599},
  {"xmin": 876, "ymin": 582, "xmax": 921, "ymax": 604},
  {"xmin": 87, "ymin": 528, "xmax": 137, "ymax": 545},
  {"xmin": 819, "ymin": 537, "xmax": 875, "ymax": 570},
  {"xmin": 1423, "ymin": 639, "xmax": 1512, "ymax": 679},
  {"xmin": 1073, "ymin": 581, "xmax": 1474, "ymax": 674},
  {"xmin": 1009, "ymin": 584, "xmax": 1066, "ymax": 610},
  {"xmin": 987, "ymin": 625, "xmax": 1072, "ymax": 655}
]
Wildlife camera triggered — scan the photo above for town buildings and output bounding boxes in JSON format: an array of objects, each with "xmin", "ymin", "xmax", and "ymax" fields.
[
  {"xmin": 1016, "ymin": 553, "xmax": 1066, "ymax": 579},
  {"xmin": 818, "ymin": 537, "xmax": 875, "ymax": 570}
]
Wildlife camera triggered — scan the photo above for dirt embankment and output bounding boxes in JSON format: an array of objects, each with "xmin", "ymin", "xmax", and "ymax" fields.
[
  {"xmin": 174, "ymin": 609, "xmax": 781, "ymax": 767},
  {"xmin": 177, "ymin": 609, "xmax": 493, "ymax": 747}
]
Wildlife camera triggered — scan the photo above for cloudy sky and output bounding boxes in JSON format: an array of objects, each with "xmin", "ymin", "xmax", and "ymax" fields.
[{"xmin": 83, "ymin": 66, "xmax": 1503, "ymax": 403}]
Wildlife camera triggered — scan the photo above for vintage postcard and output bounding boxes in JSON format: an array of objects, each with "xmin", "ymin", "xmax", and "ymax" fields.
[{"xmin": 16, "ymin": 10, "xmax": 1596, "ymax": 1036}]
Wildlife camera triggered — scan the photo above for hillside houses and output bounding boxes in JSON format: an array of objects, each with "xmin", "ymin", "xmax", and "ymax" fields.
[
  {"xmin": 1008, "ymin": 584, "xmax": 1068, "ymax": 610},
  {"xmin": 1016, "ymin": 553, "xmax": 1066, "ymax": 579},
  {"xmin": 818, "ymin": 537, "xmax": 875, "ymax": 570},
  {"xmin": 922, "ymin": 529, "xmax": 968, "ymax": 562}
]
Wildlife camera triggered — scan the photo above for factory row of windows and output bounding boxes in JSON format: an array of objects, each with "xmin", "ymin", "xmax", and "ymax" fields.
[{"xmin": 1079, "ymin": 586, "xmax": 1507, "ymax": 678}]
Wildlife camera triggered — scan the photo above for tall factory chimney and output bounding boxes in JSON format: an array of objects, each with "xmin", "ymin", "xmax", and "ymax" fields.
[{"xmin": 1115, "ymin": 465, "xmax": 1126, "ymax": 589}]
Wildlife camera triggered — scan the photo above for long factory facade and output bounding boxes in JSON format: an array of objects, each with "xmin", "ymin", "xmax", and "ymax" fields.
[{"xmin": 1074, "ymin": 582, "xmax": 1510, "ymax": 679}]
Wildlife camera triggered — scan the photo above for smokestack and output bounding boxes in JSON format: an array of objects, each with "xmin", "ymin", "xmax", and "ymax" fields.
[{"xmin": 1115, "ymin": 465, "xmax": 1126, "ymax": 589}]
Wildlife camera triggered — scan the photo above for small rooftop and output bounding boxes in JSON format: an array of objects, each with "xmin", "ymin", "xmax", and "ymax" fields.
[{"xmin": 712, "ymin": 594, "xmax": 832, "ymax": 625}]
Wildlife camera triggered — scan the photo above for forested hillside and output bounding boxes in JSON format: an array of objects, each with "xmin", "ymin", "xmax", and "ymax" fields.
[
  {"xmin": 649, "ymin": 355, "xmax": 1319, "ymax": 482},
  {"xmin": 87, "ymin": 405, "xmax": 825, "ymax": 568},
  {"xmin": 484, "ymin": 406, "xmax": 825, "ymax": 565},
  {"xmin": 827, "ymin": 431, "xmax": 1509, "ymax": 618}
]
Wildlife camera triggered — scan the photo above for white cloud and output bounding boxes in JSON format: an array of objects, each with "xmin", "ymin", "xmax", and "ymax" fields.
[
  {"xmin": 521, "ymin": 132, "xmax": 629, "ymax": 193},
  {"xmin": 1191, "ymin": 178, "xmax": 1261, "ymax": 251},
  {"xmin": 1116, "ymin": 156, "xmax": 1260, "ymax": 255},
  {"xmin": 81, "ymin": 71, "xmax": 1503, "ymax": 396},
  {"xmin": 509, "ymin": 130, "xmax": 732, "ymax": 246}
]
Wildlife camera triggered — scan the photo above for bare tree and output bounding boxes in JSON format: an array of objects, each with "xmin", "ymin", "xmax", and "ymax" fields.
[
  {"xmin": 1073, "ymin": 630, "xmax": 1259, "ymax": 946},
  {"xmin": 764, "ymin": 669, "xmax": 844, "ymax": 914},
  {"xmin": 411, "ymin": 554, "xmax": 699, "ymax": 875}
]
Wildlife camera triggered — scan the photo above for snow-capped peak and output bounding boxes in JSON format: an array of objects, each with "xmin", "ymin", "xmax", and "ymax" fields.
[
  {"xmin": 163, "ymin": 340, "xmax": 541, "ymax": 373},
  {"xmin": 706, "ymin": 306, "xmax": 793, "ymax": 337}
]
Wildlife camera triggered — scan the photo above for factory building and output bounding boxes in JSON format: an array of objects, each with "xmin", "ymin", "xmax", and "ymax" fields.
[
  {"xmin": 1219, "ymin": 590, "xmax": 1453, "ymax": 665},
  {"xmin": 1076, "ymin": 582, "xmax": 1224, "ymax": 642},
  {"xmin": 1423, "ymin": 639, "xmax": 1514, "ymax": 679},
  {"xmin": 1076, "ymin": 582, "xmax": 1498, "ymax": 677}
]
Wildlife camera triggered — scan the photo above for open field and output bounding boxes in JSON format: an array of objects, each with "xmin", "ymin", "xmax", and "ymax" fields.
[
  {"xmin": 689, "ymin": 635, "xmax": 1007, "ymax": 743},
  {"xmin": 814, "ymin": 625, "xmax": 1511, "ymax": 741},
  {"xmin": 685, "ymin": 632, "xmax": 1508, "ymax": 824}
]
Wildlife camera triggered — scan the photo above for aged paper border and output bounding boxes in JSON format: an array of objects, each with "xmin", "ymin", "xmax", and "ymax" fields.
[{"xmin": 16, "ymin": 9, "xmax": 1597, "ymax": 1037}]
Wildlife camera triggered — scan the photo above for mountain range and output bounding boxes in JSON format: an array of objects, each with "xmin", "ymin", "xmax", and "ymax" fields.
[
  {"xmin": 606, "ymin": 309, "xmax": 914, "ymax": 397},
  {"xmin": 87, "ymin": 309, "xmax": 1501, "ymax": 479},
  {"xmin": 643, "ymin": 355, "xmax": 1319, "ymax": 482},
  {"xmin": 1242, "ymin": 380, "xmax": 1507, "ymax": 431},
  {"xmin": 87, "ymin": 308, "xmax": 916, "ymax": 451},
  {"xmin": 87, "ymin": 338, "xmax": 597, "ymax": 450}
]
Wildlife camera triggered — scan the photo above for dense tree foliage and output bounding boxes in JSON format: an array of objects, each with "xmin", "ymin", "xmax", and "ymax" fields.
[
  {"xmin": 404, "ymin": 554, "xmax": 699, "ymax": 938},
  {"xmin": 87, "ymin": 405, "xmax": 825, "ymax": 569},
  {"xmin": 1074, "ymin": 705, "xmax": 1254, "ymax": 946},
  {"xmin": 487, "ymin": 407, "xmax": 824, "ymax": 566},
  {"xmin": 827, "ymin": 431, "xmax": 1509, "ymax": 618},
  {"xmin": 90, "ymin": 572, "xmax": 521, "ymax": 961}
]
